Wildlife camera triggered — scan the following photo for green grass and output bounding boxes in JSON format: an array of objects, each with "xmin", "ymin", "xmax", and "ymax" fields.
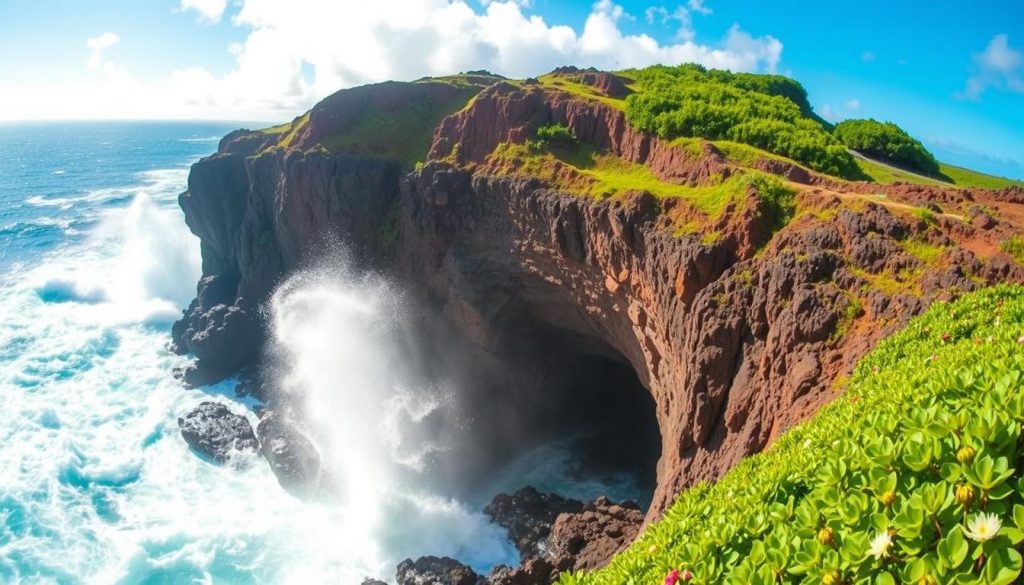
[
  {"xmin": 537, "ymin": 73, "xmax": 629, "ymax": 110},
  {"xmin": 318, "ymin": 86, "xmax": 479, "ymax": 170},
  {"xmin": 1001, "ymin": 236, "xmax": 1024, "ymax": 263},
  {"xmin": 488, "ymin": 140, "xmax": 794, "ymax": 220},
  {"xmin": 855, "ymin": 156, "xmax": 947, "ymax": 186},
  {"xmin": 854, "ymin": 155, "xmax": 1024, "ymax": 190},
  {"xmin": 829, "ymin": 294, "xmax": 864, "ymax": 342},
  {"xmin": 561, "ymin": 285, "xmax": 1024, "ymax": 585},
  {"xmin": 713, "ymin": 139, "xmax": 794, "ymax": 167},
  {"xmin": 940, "ymin": 164, "xmax": 1024, "ymax": 190},
  {"xmin": 257, "ymin": 112, "xmax": 309, "ymax": 152},
  {"xmin": 904, "ymin": 238, "xmax": 947, "ymax": 266}
]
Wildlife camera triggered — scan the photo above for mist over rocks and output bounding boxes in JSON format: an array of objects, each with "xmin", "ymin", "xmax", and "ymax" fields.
[{"xmin": 256, "ymin": 411, "xmax": 321, "ymax": 496}]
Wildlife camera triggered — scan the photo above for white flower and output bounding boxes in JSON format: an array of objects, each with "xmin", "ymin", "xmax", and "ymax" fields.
[
  {"xmin": 965, "ymin": 513, "xmax": 1002, "ymax": 542},
  {"xmin": 868, "ymin": 531, "xmax": 892, "ymax": 559}
]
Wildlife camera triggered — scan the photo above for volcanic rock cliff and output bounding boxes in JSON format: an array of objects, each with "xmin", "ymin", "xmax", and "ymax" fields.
[{"xmin": 172, "ymin": 69, "xmax": 1024, "ymax": 537}]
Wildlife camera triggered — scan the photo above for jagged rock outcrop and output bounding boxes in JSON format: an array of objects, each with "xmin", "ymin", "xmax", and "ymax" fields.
[
  {"xmin": 545, "ymin": 496, "xmax": 643, "ymax": 572},
  {"xmin": 177, "ymin": 402, "xmax": 258, "ymax": 463},
  {"xmin": 171, "ymin": 146, "xmax": 402, "ymax": 380},
  {"xmin": 483, "ymin": 488, "xmax": 643, "ymax": 583},
  {"xmin": 256, "ymin": 411, "xmax": 321, "ymax": 496},
  {"xmin": 174, "ymin": 73, "xmax": 1024, "ymax": 534},
  {"xmin": 484, "ymin": 487, "xmax": 584, "ymax": 560},
  {"xmin": 396, "ymin": 556, "xmax": 481, "ymax": 585}
]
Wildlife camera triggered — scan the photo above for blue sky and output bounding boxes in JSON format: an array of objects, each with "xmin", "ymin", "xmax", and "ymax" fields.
[{"xmin": 0, "ymin": 0, "xmax": 1021, "ymax": 178}]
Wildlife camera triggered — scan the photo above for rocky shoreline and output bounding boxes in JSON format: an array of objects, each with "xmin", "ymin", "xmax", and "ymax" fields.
[{"xmin": 177, "ymin": 400, "xmax": 640, "ymax": 584}]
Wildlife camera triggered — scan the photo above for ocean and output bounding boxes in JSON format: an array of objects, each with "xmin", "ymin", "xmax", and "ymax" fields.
[{"xmin": 0, "ymin": 122, "xmax": 649, "ymax": 584}]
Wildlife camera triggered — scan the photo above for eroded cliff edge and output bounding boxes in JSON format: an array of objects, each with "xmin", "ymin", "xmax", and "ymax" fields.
[{"xmin": 171, "ymin": 71, "xmax": 1024, "ymax": 527}]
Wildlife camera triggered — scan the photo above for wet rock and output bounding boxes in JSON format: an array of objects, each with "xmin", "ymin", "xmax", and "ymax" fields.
[
  {"xmin": 177, "ymin": 402, "xmax": 257, "ymax": 463},
  {"xmin": 484, "ymin": 486, "xmax": 584, "ymax": 560},
  {"xmin": 546, "ymin": 496, "xmax": 643, "ymax": 572},
  {"xmin": 396, "ymin": 556, "xmax": 481, "ymax": 585},
  {"xmin": 256, "ymin": 411, "xmax": 321, "ymax": 496},
  {"xmin": 485, "ymin": 557, "xmax": 555, "ymax": 585}
]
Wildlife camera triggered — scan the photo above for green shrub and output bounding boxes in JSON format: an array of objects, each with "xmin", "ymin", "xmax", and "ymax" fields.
[
  {"xmin": 1001, "ymin": 236, "xmax": 1024, "ymax": 263},
  {"xmin": 622, "ymin": 64, "xmax": 860, "ymax": 179},
  {"xmin": 916, "ymin": 207, "xmax": 937, "ymax": 225},
  {"xmin": 529, "ymin": 123, "xmax": 578, "ymax": 151},
  {"xmin": 745, "ymin": 174, "xmax": 796, "ymax": 233},
  {"xmin": 834, "ymin": 119, "xmax": 941, "ymax": 177},
  {"xmin": 562, "ymin": 285, "xmax": 1024, "ymax": 585}
]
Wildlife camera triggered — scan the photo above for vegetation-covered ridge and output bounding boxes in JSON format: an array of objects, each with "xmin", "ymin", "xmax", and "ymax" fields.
[
  {"xmin": 254, "ymin": 65, "xmax": 1021, "ymax": 191},
  {"xmin": 485, "ymin": 122, "xmax": 795, "ymax": 231},
  {"xmin": 256, "ymin": 74, "xmax": 500, "ymax": 169},
  {"xmin": 621, "ymin": 64, "xmax": 861, "ymax": 179},
  {"xmin": 834, "ymin": 118, "xmax": 941, "ymax": 178},
  {"xmin": 560, "ymin": 285, "xmax": 1024, "ymax": 585}
]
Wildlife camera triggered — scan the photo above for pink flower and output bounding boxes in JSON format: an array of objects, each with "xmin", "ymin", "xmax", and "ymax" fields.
[
  {"xmin": 665, "ymin": 570, "xmax": 680, "ymax": 585},
  {"xmin": 682, "ymin": 570, "xmax": 694, "ymax": 581}
]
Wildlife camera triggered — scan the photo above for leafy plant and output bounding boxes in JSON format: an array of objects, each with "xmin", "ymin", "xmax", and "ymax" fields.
[
  {"xmin": 563, "ymin": 285, "xmax": 1024, "ymax": 585},
  {"xmin": 834, "ymin": 118, "xmax": 941, "ymax": 177},
  {"xmin": 622, "ymin": 64, "xmax": 861, "ymax": 178},
  {"xmin": 529, "ymin": 123, "xmax": 578, "ymax": 151},
  {"xmin": 916, "ymin": 207, "xmax": 937, "ymax": 225}
]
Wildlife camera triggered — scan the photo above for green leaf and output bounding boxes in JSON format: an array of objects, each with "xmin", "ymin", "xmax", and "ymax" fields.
[
  {"xmin": 937, "ymin": 525, "xmax": 969, "ymax": 570},
  {"xmin": 983, "ymin": 546, "xmax": 1022, "ymax": 585}
]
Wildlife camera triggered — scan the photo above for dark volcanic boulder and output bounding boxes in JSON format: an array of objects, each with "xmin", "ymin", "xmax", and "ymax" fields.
[
  {"xmin": 483, "ymin": 486, "xmax": 583, "ymax": 560},
  {"xmin": 177, "ymin": 402, "xmax": 258, "ymax": 463},
  {"xmin": 546, "ymin": 496, "xmax": 643, "ymax": 572},
  {"xmin": 485, "ymin": 557, "xmax": 555, "ymax": 585},
  {"xmin": 362, "ymin": 580, "xmax": 389, "ymax": 585},
  {"xmin": 396, "ymin": 556, "xmax": 481, "ymax": 585},
  {"xmin": 256, "ymin": 411, "xmax": 321, "ymax": 496}
]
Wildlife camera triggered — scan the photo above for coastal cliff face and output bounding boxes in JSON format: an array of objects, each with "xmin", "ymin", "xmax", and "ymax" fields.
[
  {"xmin": 172, "ymin": 72, "xmax": 1024, "ymax": 530},
  {"xmin": 172, "ymin": 146, "xmax": 401, "ymax": 383}
]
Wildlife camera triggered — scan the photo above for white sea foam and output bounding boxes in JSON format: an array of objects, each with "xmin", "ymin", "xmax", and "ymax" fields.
[{"xmin": 1, "ymin": 161, "xmax": 519, "ymax": 584}]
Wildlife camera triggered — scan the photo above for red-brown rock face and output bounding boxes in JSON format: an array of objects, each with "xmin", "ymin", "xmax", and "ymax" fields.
[{"xmin": 174, "ymin": 77, "xmax": 1024, "ymax": 533}]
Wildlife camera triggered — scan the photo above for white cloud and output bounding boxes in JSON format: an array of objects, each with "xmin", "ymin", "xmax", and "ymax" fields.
[
  {"xmin": 861, "ymin": 50, "xmax": 875, "ymax": 62},
  {"xmin": 86, "ymin": 32, "xmax": 120, "ymax": 71},
  {"xmin": 0, "ymin": 0, "xmax": 784, "ymax": 121},
  {"xmin": 687, "ymin": 0, "xmax": 712, "ymax": 16},
  {"xmin": 645, "ymin": 5, "xmax": 695, "ymax": 41},
  {"xmin": 180, "ymin": 0, "xmax": 228, "ymax": 24},
  {"xmin": 959, "ymin": 34, "xmax": 1024, "ymax": 100},
  {"xmin": 845, "ymin": 98, "xmax": 860, "ymax": 110}
]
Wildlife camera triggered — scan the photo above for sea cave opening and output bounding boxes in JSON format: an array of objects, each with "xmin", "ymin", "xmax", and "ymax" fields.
[{"xmin": 451, "ymin": 322, "xmax": 663, "ymax": 509}]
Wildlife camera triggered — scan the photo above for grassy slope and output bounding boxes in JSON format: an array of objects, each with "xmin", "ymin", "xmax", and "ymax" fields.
[
  {"xmin": 487, "ymin": 141, "xmax": 791, "ymax": 219},
  {"xmin": 854, "ymin": 155, "xmax": 1024, "ymax": 190},
  {"xmin": 534, "ymin": 69, "xmax": 1020, "ymax": 192},
  {"xmin": 940, "ymin": 163, "xmax": 1024, "ymax": 190},
  {"xmin": 562, "ymin": 285, "xmax": 1024, "ymax": 585},
  {"xmin": 256, "ymin": 79, "xmax": 484, "ymax": 169}
]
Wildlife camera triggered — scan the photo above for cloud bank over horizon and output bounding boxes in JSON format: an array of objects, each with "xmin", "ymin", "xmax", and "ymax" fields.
[{"xmin": 0, "ymin": 0, "xmax": 783, "ymax": 121}]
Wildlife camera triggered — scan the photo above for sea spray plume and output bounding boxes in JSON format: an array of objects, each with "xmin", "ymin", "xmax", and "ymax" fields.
[{"xmin": 264, "ymin": 254, "xmax": 516, "ymax": 571}]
